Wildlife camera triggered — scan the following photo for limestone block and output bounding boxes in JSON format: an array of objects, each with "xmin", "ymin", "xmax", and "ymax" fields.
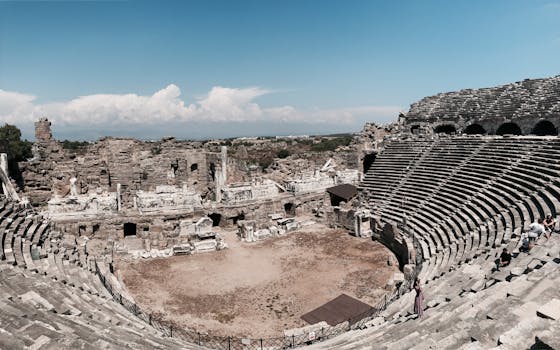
[
  {"xmin": 193, "ymin": 239, "xmax": 217, "ymax": 253},
  {"xmin": 286, "ymin": 222, "xmax": 299, "ymax": 232},
  {"xmin": 20, "ymin": 291, "xmax": 55, "ymax": 311},
  {"xmin": 196, "ymin": 217, "xmax": 213, "ymax": 234},
  {"xmin": 254, "ymin": 229, "xmax": 272, "ymax": 241},
  {"xmin": 179, "ymin": 220, "xmax": 196, "ymax": 237},
  {"xmin": 537, "ymin": 299, "xmax": 560, "ymax": 320}
]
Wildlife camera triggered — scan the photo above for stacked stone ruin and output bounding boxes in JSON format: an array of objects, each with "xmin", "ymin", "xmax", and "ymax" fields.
[
  {"xmin": 404, "ymin": 75, "xmax": 560, "ymax": 135},
  {"xmin": 1, "ymin": 76, "xmax": 560, "ymax": 349}
]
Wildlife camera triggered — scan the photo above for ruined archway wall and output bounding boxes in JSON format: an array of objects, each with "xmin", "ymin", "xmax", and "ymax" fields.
[
  {"xmin": 19, "ymin": 120, "xmax": 223, "ymax": 206},
  {"xmin": 403, "ymin": 75, "xmax": 560, "ymax": 135}
]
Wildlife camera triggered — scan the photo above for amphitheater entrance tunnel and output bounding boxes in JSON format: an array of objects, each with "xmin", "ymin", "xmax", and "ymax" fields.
[
  {"xmin": 532, "ymin": 120, "xmax": 557, "ymax": 136},
  {"xmin": 123, "ymin": 223, "xmax": 137, "ymax": 237},
  {"xmin": 464, "ymin": 123, "xmax": 486, "ymax": 135},
  {"xmin": 434, "ymin": 124, "xmax": 457, "ymax": 134},
  {"xmin": 496, "ymin": 122, "xmax": 522, "ymax": 135}
]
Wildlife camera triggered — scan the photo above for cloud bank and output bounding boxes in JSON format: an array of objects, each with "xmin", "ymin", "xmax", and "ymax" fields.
[{"xmin": 0, "ymin": 84, "xmax": 401, "ymax": 139}]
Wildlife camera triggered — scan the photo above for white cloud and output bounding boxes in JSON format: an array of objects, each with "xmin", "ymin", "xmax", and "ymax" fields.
[{"xmin": 0, "ymin": 84, "xmax": 401, "ymax": 138}]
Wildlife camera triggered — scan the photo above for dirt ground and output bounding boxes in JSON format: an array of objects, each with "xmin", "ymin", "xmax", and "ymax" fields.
[{"xmin": 115, "ymin": 226, "xmax": 399, "ymax": 338}]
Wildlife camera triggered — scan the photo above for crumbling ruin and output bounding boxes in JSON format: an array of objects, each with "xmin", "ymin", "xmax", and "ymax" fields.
[{"xmin": 2, "ymin": 75, "xmax": 560, "ymax": 349}]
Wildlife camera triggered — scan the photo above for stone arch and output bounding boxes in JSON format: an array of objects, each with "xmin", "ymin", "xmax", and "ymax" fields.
[
  {"xmin": 496, "ymin": 122, "xmax": 522, "ymax": 135},
  {"xmin": 410, "ymin": 125, "xmax": 421, "ymax": 134},
  {"xmin": 209, "ymin": 213, "xmax": 222, "ymax": 226},
  {"xmin": 434, "ymin": 124, "xmax": 457, "ymax": 134},
  {"xmin": 463, "ymin": 123, "xmax": 486, "ymax": 135},
  {"xmin": 531, "ymin": 120, "xmax": 557, "ymax": 136},
  {"xmin": 284, "ymin": 202, "xmax": 295, "ymax": 217}
]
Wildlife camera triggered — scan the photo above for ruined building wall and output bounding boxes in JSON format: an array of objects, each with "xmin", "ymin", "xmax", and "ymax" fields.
[
  {"xmin": 403, "ymin": 75, "xmax": 560, "ymax": 134},
  {"xmin": 19, "ymin": 120, "xmax": 224, "ymax": 207}
]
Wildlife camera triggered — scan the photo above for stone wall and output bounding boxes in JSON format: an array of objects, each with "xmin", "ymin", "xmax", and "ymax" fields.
[
  {"xmin": 403, "ymin": 75, "xmax": 560, "ymax": 135},
  {"xmin": 19, "ymin": 120, "xmax": 225, "ymax": 207}
]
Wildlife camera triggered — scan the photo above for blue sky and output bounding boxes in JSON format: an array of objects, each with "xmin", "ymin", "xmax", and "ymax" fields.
[{"xmin": 1, "ymin": 0, "xmax": 559, "ymax": 140}]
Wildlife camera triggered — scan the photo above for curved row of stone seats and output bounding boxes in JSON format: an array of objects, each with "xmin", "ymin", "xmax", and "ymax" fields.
[
  {"xmin": 1, "ymin": 206, "xmax": 51, "ymax": 271},
  {"xmin": 0, "ymin": 265, "xmax": 204, "ymax": 350},
  {"xmin": 0, "ymin": 203, "xmax": 207, "ymax": 350},
  {"xmin": 306, "ymin": 234, "xmax": 560, "ymax": 350},
  {"xmin": 362, "ymin": 137, "xmax": 560, "ymax": 280}
]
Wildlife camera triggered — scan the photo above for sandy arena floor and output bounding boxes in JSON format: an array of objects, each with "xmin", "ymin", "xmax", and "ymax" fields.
[{"xmin": 115, "ymin": 226, "xmax": 399, "ymax": 338}]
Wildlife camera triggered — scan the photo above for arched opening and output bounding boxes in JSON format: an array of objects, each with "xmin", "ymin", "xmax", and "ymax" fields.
[
  {"xmin": 464, "ymin": 124, "xmax": 486, "ymax": 135},
  {"xmin": 434, "ymin": 124, "xmax": 457, "ymax": 134},
  {"xmin": 123, "ymin": 223, "xmax": 137, "ymax": 237},
  {"xmin": 284, "ymin": 203, "xmax": 295, "ymax": 217},
  {"xmin": 410, "ymin": 125, "xmax": 421, "ymax": 134},
  {"xmin": 496, "ymin": 122, "xmax": 522, "ymax": 135},
  {"xmin": 190, "ymin": 163, "xmax": 198, "ymax": 172},
  {"xmin": 230, "ymin": 212, "xmax": 245, "ymax": 225},
  {"xmin": 532, "ymin": 120, "xmax": 557, "ymax": 136},
  {"xmin": 362, "ymin": 153, "xmax": 377, "ymax": 173},
  {"xmin": 209, "ymin": 213, "xmax": 222, "ymax": 227}
]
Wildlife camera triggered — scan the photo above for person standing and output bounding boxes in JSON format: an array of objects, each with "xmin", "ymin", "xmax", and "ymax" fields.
[{"xmin": 414, "ymin": 278, "xmax": 424, "ymax": 318}]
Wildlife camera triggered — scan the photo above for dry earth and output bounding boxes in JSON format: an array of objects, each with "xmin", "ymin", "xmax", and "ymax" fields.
[{"xmin": 116, "ymin": 227, "xmax": 399, "ymax": 338}]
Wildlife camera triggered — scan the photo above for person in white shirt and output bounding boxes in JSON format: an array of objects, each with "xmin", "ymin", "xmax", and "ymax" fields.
[{"xmin": 527, "ymin": 218, "xmax": 545, "ymax": 242}]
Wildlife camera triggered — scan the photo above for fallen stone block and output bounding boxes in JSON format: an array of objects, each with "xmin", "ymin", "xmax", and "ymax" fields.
[{"xmin": 537, "ymin": 299, "xmax": 560, "ymax": 320}]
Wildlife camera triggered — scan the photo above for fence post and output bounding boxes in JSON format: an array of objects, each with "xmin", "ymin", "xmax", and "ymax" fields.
[
  {"xmin": 228, "ymin": 336, "xmax": 231, "ymax": 350},
  {"xmin": 198, "ymin": 332, "xmax": 201, "ymax": 345},
  {"xmin": 260, "ymin": 338, "xmax": 263, "ymax": 350},
  {"xmin": 292, "ymin": 334, "xmax": 295, "ymax": 348},
  {"xmin": 348, "ymin": 318, "xmax": 351, "ymax": 331},
  {"xmin": 149, "ymin": 314, "xmax": 152, "ymax": 325},
  {"xmin": 170, "ymin": 325, "xmax": 173, "ymax": 338}
]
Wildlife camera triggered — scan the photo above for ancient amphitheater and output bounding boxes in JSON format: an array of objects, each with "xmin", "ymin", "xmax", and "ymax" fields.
[{"xmin": 1, "ymin": 76, "xmax": 560, "ymax": 350}]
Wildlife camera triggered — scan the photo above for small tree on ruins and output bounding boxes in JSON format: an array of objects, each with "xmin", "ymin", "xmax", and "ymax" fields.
[{"xmin": 0, "ymin": 123, "xmax": 32, "ymax": 180}]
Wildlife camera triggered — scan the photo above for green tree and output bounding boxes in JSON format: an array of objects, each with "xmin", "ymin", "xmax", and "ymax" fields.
[
  {"xmin": 0, "ymin": 124, "xmax": 32, "ymax": 181},
  {"xmin": 0, "ymin": 124, "xmax": 32, "ymax": 163}
]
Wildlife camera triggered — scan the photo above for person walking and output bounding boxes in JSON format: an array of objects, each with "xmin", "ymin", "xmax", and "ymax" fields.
[{"xmin": 414, "ymin": 278, "xmax": 424, "ymax": 318}]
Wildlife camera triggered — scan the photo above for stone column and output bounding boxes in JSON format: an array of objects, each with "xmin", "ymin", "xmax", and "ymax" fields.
[
  {"xmin": 116, "ymin": 183, "xmax": 122, "ymax": 211},
  {"xmin": 214, "ymin": 146, "xmax": 228, "ymax": 203}
]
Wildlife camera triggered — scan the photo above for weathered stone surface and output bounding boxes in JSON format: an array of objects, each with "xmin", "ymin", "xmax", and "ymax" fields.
[
  {"xmin": 537, "ymin": 299, "xmax": 560, "ymax": 320},
  {"xmin": 403, "ymin": 75, "xmax": 560, "ymax": 135}
]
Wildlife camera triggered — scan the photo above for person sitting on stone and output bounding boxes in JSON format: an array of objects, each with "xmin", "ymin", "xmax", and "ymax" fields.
[
  {"xmin": 527, "ymin": 218, "xmax": 545, "ymax": 245},
  {"xmin": 495, "ymin": 247, "xmax": 512, "ymax": 271},
  {"xmin": 543, "ymin": 214, "xmax": 556, "ymax": 239}
]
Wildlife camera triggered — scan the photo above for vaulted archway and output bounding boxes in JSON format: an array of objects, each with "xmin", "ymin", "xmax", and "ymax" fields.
[
  {"xmin": 496, "ymin": 122, "xmax": 522, "ymax": 135},
  {"xmin": 532, "ymin": 120, "xmax": 557, "ymax": 136},
  {"xmin": 464, "ymin": 124, "xmax": 486, "ymax": 135},
  {"xmin": 434, "ymin": 124, "xmax": 456, "ymax": 134}
]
